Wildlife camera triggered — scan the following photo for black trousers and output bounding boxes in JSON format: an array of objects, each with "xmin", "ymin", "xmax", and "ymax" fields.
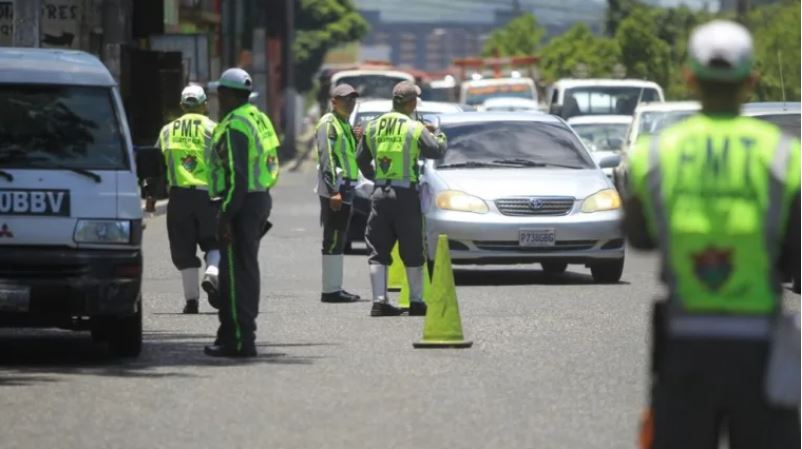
[
  {"xmin": 652, "ymin": 336, "xmax": 800, "ymax": 449},
  {"xmin": 166, "ymin": 187, "xmax": 218, "ymax": 270},
  {"xmin": 216, "ymin": 192, "xmax": 272, "ymax": 350},
  {"xmin": 319, "ymin": 196, "xmax": 352, "ymax": 255},
  {"xmin": 365, "ymin": 186, "xmax": 425, "ymax": 267}
]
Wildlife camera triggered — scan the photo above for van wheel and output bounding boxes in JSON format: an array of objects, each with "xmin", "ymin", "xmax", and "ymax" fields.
[
  {"xmin": 590, "ymin": 259, "xmax": 624, "ymax": 284},
  {"xmin": 108, "ymin": 297, "xmax": 143, "ymax": 357},
  {"xmin": 541, "ymin": 261, "xmax": 568, "ymax": 274}
]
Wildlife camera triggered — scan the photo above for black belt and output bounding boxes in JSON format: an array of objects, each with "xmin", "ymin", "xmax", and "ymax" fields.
[{"xmin": 171, "ymin": 185, "xmax": 207, "ymax": 191}]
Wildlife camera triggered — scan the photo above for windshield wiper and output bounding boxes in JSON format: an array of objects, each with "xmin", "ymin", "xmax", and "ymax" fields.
[
  {"xmin": 0, "ymin": 169, "xmax": 13, "ymax": 182},
  {"xmin": 438, "ymin": 161, "xmax": 504, "ymax": 169},
  {"xmin": 60, "ymin": 166, "xmax": 102, "ymax": 183},
  {"xmin": 492, "ymin": 158, "xmax": 583, "ymax": 169}
]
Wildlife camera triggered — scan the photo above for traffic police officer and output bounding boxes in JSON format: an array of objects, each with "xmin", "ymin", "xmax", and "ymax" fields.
[
  {"xmin": 356, "ymin": 81, "xmax": 447, "ymax": 317},
  {"xmin": 204, "ymin": 68, "xmax": 280, "ymax": 357},
  {"xmin": 624, "ymin": 21, "xmax": 800, "ymax": 448},
  {"xmin": 158, "ymin": 85, "xmax": 220, "ymax": 314},
  {"xmin": 316, "ymin": 84, "xmax": 361, "ymax": 303}
]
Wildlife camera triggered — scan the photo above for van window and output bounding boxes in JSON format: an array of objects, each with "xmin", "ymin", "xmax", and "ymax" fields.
[
  {"xmin": 562, "ymin": 86, "xmax": 661, "ymax": 118},
  {"xmin": 0, "ymin": 85, "xmax": 126, "ymax": 170}
]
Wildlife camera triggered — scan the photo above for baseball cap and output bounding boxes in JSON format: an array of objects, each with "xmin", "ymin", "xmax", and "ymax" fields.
[
  {"xmin": 218, "ymin": 68, "xmax": 253, "ymax": 92},
  {"xmin": 393, "ymin": 81, "xmax": 421, "ymax": 102},
  {"xmin": 688, "ymin": 20, "xmax": 754, "ymax": 82},
  {"xmin": 331, "ymin": 83, "xmax": 358, "ymax": 98},
  {"xmin": 180, "ymin": 85, "xmax": 207, "ymax": 106}
]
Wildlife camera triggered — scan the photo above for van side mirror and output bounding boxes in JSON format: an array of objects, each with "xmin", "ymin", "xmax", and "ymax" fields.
[
  {"xmin": 135, "ymin": 145, "xmax": 165, "ymax": 181},
  {"xmin": 549, "ymin": 104, "xmax": 563, "ymax": 117}
]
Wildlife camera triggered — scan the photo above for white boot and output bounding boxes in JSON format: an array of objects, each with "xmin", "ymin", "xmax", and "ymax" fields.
[
  {"xmin": 180, "ymin": 268, "xmax": 200, "ymax": 301},
  {"xmin": 369, "ymin": 264, "xmax": 388, "ymax": 302},
  {"xmin": 204, "ymin": 250, "xmax": 220, "ymax": 277},
  {"xmin": 322, "ymin": 254, "xmax": 344, "ymax": 294},
  {"xmin": 405, "ymin": 266, "xmax": 425, "ymax": 303}
]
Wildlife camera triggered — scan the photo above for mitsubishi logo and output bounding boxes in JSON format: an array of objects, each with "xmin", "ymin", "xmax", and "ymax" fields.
[
  {"xmin": 529, "ymin": 198, "xmax": 545, "ymax": 210},
  {"xmin": 0, "ymin": 223, "xmax": 12, "ymax": 238}
]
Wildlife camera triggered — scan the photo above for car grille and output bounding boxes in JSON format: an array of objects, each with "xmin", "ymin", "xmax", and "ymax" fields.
[
  {"xmin": 474, "ymin": 240, "xmax": 596, "ymax": 252},
  {"xmin": 495, "ymin": 197, "xmax": 575, "ymax": 216}
]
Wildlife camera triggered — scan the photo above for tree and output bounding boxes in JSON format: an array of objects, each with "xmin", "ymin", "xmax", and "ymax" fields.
[
  {"xmin": 605, "ymin": 0, "xmax": 646, "ymax": 36},
  {"xmin": 747, "ymin": 0, "xmax": 801, "ymax": 101},
  {"xmin": 615, "ymin": 8, "xmax": 672, "ymax": 88},
  {"xmin": 538, "ymin": 23, "xmax": 621, "ymax": 82},
  {"xmin": 482, "ymin": 13, "xmax": 545, "ymax": 57},
  {"xmin": 294, "ymin": 0, "xmax": 369, "ymax": 92}
]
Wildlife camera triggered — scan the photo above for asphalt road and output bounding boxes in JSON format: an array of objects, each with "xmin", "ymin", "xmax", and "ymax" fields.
[{"xmin": 1, "ymin": 168, "xmax": 798, "ymax": 449}]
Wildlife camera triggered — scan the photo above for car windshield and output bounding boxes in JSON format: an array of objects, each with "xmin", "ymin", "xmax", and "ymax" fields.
[
  {"xmin": 637, "ymin": 110, "xmax": 696, "ymax": 137},
  {"xmin": 335, "ymin": 75, "xmax": 410, "ymax": 99},
  {"xmin": 563, "ymin": 86, "xmax": 661, "ymax": 117},
  {"xmin": 571, "ymin": 123, "xmax": 629, "ymax": 152},
  {"xmin": 752, "ymin": 113, "xmax": 801, "ymax": 138},
  {"xmin": 438, "ymin": 121, "xmax": 594, "ymax": 168},
  {"xmin": 0, "ymin": 85, "xmax": 126, "ymax": 170},
  {"xmin": 463, "ymin": 83, "xmax": 535, "ymax": 106}
]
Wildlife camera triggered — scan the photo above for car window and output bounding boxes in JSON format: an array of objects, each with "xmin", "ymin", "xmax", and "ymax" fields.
[
  {"xmin": 0, "ymin": 85, "xmax": 127, "ymax": 170},
  {"xmin": 439, "ymin": 121, "xmax": 594, "ymax": 168},
  {"xmin": 637, "ymin": 110, "xmax": 696, "ymax": 137},
  {"xmin": 753, "ymin": 113, "xmax": 801, "ymax": 138},
  {"xmin": 571, "ymin": 123, "xmax": 629, "ymax": 152},
  {"xmin": 563, "ymin": 86, "xmax": 661, "ymax": 117}
]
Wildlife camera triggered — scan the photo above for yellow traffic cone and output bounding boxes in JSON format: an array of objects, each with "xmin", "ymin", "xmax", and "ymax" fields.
[
  {"xmin": 413, "ymin": 234, "xmax": 472, "ymax": 348},
  {"xmin": 387, "ymin": 243, "xmax": 404, "ymax": 292},
  {"xmin": 398, "ymin": 263, "xmax": 432, "ymax": 310}
]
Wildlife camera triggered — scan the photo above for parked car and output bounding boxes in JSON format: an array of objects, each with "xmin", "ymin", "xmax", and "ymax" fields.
[
  {"xmin": 567, "ymin": 115, "xmax": 632, "ymax": 180},
  {"xmin": 344, "ymin": 100, "xmax": 463, "ymax": 252},
  {"xmin": 420, "ymin": 112, "xmax": 625, "ymax": 282},
  {"xmin": 742, "ymin": 102, "xmax": 801, "ymax": 137}
]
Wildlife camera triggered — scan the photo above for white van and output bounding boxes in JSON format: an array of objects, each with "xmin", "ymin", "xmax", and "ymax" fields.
[
  {"xmin": 0, "ymin": 48, "xmax": 154, "ymax": 357},
  {"xmin": 546, "ymin": 79, "xmax": 664, "ymax": 119}
]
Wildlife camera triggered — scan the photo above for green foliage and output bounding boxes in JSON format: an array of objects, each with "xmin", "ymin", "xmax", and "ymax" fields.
[
  {"xmin": 482, "ymin": 13, "xmax": 545, "ymax": 57},
  {"xmin": 538, "ymin": 23, "xmax": 621, "ymax": 82},
  {"xmin": 295, "ymin": 0, "xmax": 368, "ymax": 92},
  {"xmin": 615, "ymin": 8, "xmax": 672, "ymax": 88},
  {"xmin": 605, "ymin": 0, "xmax": 646, "ymax": 36},
  {"xmin": 746, "ymin": 0, "xmax": 801, "ymax": 101}
]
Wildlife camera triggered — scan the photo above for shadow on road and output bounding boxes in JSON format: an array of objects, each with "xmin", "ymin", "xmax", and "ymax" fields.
[
  {"xmin": 453, "ymin": 268, "xmax": 631, "ymax": 287},
  {"xmin": 0, "ymin": 329, "xmax": 327, "ymax": 387}
]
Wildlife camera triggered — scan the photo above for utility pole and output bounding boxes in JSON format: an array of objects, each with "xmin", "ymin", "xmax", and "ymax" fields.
[
  {"xmin": 282, "ymin": 0, "xmax": 296, "ymax": 160},
  {"xmin": 12, "ymin": 0, "xmax": 40, "ymax": 47}
]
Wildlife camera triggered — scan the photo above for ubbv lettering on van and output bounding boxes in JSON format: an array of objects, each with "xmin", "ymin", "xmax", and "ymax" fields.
[{"xmin": 0, "ymin": 189, "xmax": 70, "ymax": 216}]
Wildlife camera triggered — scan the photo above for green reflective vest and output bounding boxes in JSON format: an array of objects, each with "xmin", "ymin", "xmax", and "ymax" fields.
[
  {"xmin": 365, "ymin": 112, "xmax": 425, "ymax": 184},
  {"xmin": 209, "ymin": 104, "xmax": 280, "ymax": 197},
  {"xmin": 159, "ymin": 113, "xmax": 216, "ymax": 188},
  {"xmin": 629, "ymin": 115, "xmax": 800, "ymax": 315},
  {"xmin": 316, "ymin": 112, "xmax": 358, "ymax": 182}
]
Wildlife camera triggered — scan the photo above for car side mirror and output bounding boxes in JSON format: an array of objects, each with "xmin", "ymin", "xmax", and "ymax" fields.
[
  {"xmin": 549, "ymin": 104, "xmax": 563, "ymax": 117},
  {"xmin": 598, "ymin": 154, "xmax": 621, "ymax": 169},
  {"xmin": 135, "ymin": 145, "xmax": 165, "ymax": 181}
]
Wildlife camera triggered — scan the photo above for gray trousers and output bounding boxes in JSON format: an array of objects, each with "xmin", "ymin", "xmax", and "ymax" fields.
[
  {"xmin": 166, "ymin": 187, "xmax": 218, "ymax": 270},
  {"xmin": 365, "ymin": 185, "xmax": 425, "ymax": 267},
  {"xmin": 652, "ymin": 337, "xmax": 799, "ymax": 449},
  {"xmin": 320, "ymin": 196, "xmax": 352, "ymax": 255},
  {"xmin": 216, "ymin": 192, "xmax": 272, "ymax": 350}
]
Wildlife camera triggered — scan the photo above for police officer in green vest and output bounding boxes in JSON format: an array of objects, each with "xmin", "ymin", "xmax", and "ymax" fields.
[
  {"xmin": 624, "ymin": 21, "xmax": 800, "ymax": 448},
  {"xmin": 204, "ymin": 68, "xmax": 280, "ymax": 358},
  {"xmin": 316, "ymin": 83, "xmax": 362, "ymax": 303},
  {"xmin": 357, "ymin": 81, "xmax": 447, "ymax": 317},
  {"xmin": 158, "ymin": 85, "xmax": 220, "ymax": 314}
]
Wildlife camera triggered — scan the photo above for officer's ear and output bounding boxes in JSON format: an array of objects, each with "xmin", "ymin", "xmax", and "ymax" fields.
[{"xmin": 683, "ymin": 67, "xmax": 699, "ymax": 93}]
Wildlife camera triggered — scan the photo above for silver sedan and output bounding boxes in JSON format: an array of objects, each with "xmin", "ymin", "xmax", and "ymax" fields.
[{"xmin": 421, "ymin": 112, "xmax": 625, "ymax": 283}]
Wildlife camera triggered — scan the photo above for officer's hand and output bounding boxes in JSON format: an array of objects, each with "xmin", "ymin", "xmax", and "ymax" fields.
[
  {"xmin": 329, "ymin": 193, "xmax": 343, "ymax": 212},
  {"xmin": 425, "ymin": 123, "xmax": 437, "ymax": 133},
  {"xmin": 353, "ymin": 125, "xmax": 364, "ymax": 141},
  {"xmin": 218, "ymin": 220, "xmax": 232, "ymax": 246}
]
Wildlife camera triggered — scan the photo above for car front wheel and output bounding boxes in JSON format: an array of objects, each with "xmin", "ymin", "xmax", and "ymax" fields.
[{"xmin": 590, "ymin": 259, "xmax": 624, "ymax": 284}]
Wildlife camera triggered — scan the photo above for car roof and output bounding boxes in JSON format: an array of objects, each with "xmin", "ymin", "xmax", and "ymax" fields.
[
  {"xmin": 567, "ymin": 115, "xmax": 633, "ymax": 125},
  {"xmin": 634, "ymin": 101, "xmax": 700, "ymax": 113},
  {"xmin": 741, "ymin": 102, "xmax": 801, "ymax": 115},
  {"xmin": 461, "ymin": 77, "xmax": 534, "ymax": 87},
  {"xmin": 332, "ymin": 70, "xmax": 414, "ymax": 82},
  {"xmin": 355, "ymin": 100, "xmax": 462, "ymax": 114},
  {"xmin": 0, "ymin": 48, "xmax": 116, "ymax": 87},
  {"xmin": 553, "ymin": 78, "xmax": 662, "ymax": 89},
  {"xmin": 438, "ymin": 111, "xmax": 557, "ymax": 125}
]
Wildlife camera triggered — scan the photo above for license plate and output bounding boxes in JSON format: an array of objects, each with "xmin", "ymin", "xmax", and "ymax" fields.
[
  {"xmin": 519, "ymin": 229, "xmax": 556, "ymax": 247},
  {"xmin": 0, "ymin": 285, "xmax": 31, "ymax": 312}
]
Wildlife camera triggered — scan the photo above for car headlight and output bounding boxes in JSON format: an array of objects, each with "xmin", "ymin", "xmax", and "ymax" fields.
[
  {"xmin": 436, "ymin": 190, "xmax": 489, "ymax": 214},
  {"xmin": 74, "ymin": 220, "xmax": 131, "ymax": 244},
  {"xmin": 581, "ymin": 189, "xmax": 621, "ymax": 213}
]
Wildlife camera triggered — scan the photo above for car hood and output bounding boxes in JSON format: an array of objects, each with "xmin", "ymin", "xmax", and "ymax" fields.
[{"xmin": 430, "ymin": 167, "xmax": 611, "ymax": 199}]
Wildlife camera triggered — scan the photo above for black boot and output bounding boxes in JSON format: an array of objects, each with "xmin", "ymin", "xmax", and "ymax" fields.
[
  {"xmin": 408, "ymin": 301, "xmax": 427, "ymax": 316},
  {"xmin": 204, "ymin": 344, "xmax": 257, "ymax": 358},
  {"xmin": 183, "ymin": 299, "xmax": 199, "ymax": 314},
  {"xmin": 370, "ymin": 301, "xmax": 403, "ymax": 317},
  {"xmin": 321, "ymin": 290, "xmax": 360, "ymax": 303}
]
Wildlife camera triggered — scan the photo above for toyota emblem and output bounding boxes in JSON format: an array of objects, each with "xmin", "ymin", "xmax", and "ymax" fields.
[{"xmin": 529, "ymin": 198, "xmax": 544, "ymax": 210}]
